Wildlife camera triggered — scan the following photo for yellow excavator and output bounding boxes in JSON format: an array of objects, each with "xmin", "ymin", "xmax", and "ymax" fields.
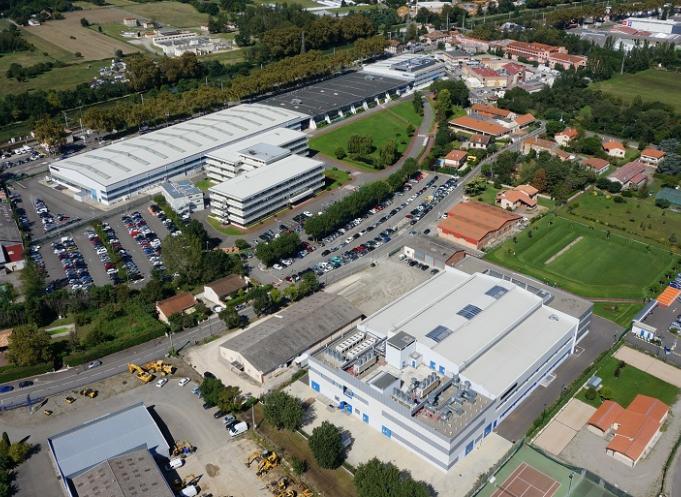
[
  {"xmin": 143, "ymin": 360, "xmax": 176, "ymax": 376},
  {"xmin": 256, "ymin": 451, "xmax": 279, "ymax": 477},
  {"xmin": 245, "ymin": 450, "xmax": 262, "ymax": 467},
  {"xmin": 128, "ymin": 363, "xmax": 154, "ymax": 383}
]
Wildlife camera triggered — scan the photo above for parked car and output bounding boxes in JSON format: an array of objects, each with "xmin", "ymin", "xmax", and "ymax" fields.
[
  {"xmin": 155, "ymin": 378, "xmax": 168, "ymax": 388},
  {"xmin": 178, "ymin": 377, "xmax": 190, "ymax": 387}
]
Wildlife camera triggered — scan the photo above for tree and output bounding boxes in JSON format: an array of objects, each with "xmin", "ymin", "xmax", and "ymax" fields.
[
  {"xmin": 434, "ymin": 88, "xmax": 452, "ymax": 121},
  {"xmin": 377, "ymin": 140, "xmax": 398, "ymax": 168},
  {"xmin": 412, "ymin": 91, "xmax": 423, "ymax": 115},
  {"xmin": 291, "ymin": 456, "xmax": 307, "ymax": 475},
  {"xmin": 219, "ymin": 305, "xmax": 241, "ymax": 328},
  {"xmin": 162, "ymin": 232, "xmax": 203, "ymax": 283},
  {"xmin": 7, "ymin": 442, "xmax": 30, "ymax": 465},
  {"xmin": 253, "ymin": 288, "xmax": 273, "ymax": 316},
  {"xmin": 309, "ymin": 421, "xmax": 344, "ymax": 469},
  {"xmin": 354, "ymin": 458, "xmax": 430, "ymax": 497},
  {"xmin": 200, "ymin": 377, "xmax": 242, "ymax": 412},
  {"xmin": 32, "ymin": 115, "xmax": 66, "ymax": 154},
  {"xmin": 262, "ymin": 391, "xmax": 304, "ymax": 430},
  {"xmin": 7, "ymin": 324, "xmax": 52, "ymax": 367},
  {"xmin": 531, "ymin": 168, "xmax": 548, "ymax": 192},
  {"xmin": 80, "ymin": 17, "xmax": 90, "ymax": 27},
  {"xmin": 335, "ymin": 147, "xmax": 346, "ymax": 160}
]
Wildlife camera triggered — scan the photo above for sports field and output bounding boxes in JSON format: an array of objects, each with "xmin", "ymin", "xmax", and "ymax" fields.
[
  {"xmin": 486, "ymin": 215, "xmax": 674, "ymax": 299},
  {"xmin": 125, "ymin": 1, "xmax": 209, "ymax": 27},
  {"xmin": 476, "ymin": 444, "xmax": 622, "ymax": 497},
  {"xmin": 309, "ymin": 100, "xmax": 422, "ymax": 170},
  {"xmin": 592, "ymin": 69, "xmax": 681, "ymax": 113}
]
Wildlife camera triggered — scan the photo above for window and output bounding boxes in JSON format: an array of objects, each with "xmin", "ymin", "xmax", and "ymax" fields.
[
  {"xmin": 382, "ymin": 426, "xmax": 392, "ymax": 438},
  {"xmin": 485, "ymin": 285, "xmax": 508, "ymax": 299},
  {"xmin": 363, "ymin": 414, "xmax": 369, "ymax": 423},
  {"xmin": 457, "ymin": 304, "xmax": 482, "ymax": 320},
  {"xmin": 484, "ymin": 423, "xmax": 492, "ymax": 436},
  {"xmin": 343, "ymin": 386, "xmax": 353, "ymax": 398},
  {"xmin": 429, "ymin": 361, "xmax": 436, "ymax": 370},
  {"xmin": 439, "ymin": 365, "xmax": 445, "ymax": 375},
  {"xmin": 465, "ymin": 441, "xmax": 474, "ymax": 455},
  {"xmin": 311, "ymin": 381, "xmax": 320, "ymax": 392},
  {"xmin": 426, "ymin": 325, "xmax": 453, "ymax": 343}
]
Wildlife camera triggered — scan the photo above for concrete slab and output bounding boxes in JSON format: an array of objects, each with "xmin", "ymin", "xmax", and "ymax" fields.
[
  {"xmin": 553, "ymin": 399, "xmax": 595, "ymax": 432},
  {"xmin": 286, "ymin": 380, "xmax": 512, "ymax": 497},
  {"xmin": 533, "ymin": 420, "xmax": 577, "ymax": 456},
  {"xmin": 615, "ymin": 346, "xmax": 681, "ymax": 388}
]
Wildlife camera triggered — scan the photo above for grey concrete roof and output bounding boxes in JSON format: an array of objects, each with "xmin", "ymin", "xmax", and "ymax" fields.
[
  {"xmin": 0, "ymin": 201, "xmax": 21, "ymax": 244},
  {"xmin": 48, "ymin": 403, "xmax": 170, "ymax": 479},
  {"xmin": 71, "ymin": 447, "xmax": 174, "ymax": 497},
  {"xmin": 221, "ymin": 292, "xmax": 362, "ymax": 374},
  {"xmin": 260, "ymin": 71, "xmax": 408, "ymax": 118}
]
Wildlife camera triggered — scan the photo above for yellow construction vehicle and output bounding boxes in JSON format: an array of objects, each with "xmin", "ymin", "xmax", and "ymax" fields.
[
  {"xmin": 298, "ymin": 486, "xmax": 313, "ymax": 497},
  {"xmin": 268, "ymin": 477, "xmax": 289, "ymax": 492},
  {"xmin": 143, "ymin": 360, "xmax": 175, "ymax": 376},
  {"xmin": 276, "ymin": 490, "xmax": 296, "ymax": 497},
  {"xmin": 128, "ymin": 363, "xmax": 154, "ymax": 383},
  {"xmin": 172, "ymin": 440, "xmax": 194, "ymax": 457},
  {"xmin": 64, "ymin": 396, "xmax": 76, "ymax": 404},
  {"xmin": 79, "ymin": 388, "xmax": 98, "ymax": 398},
  {"xmin": 245, "ymin": 450, "xmax": 262, "ymax": 467},
  {"xmin": 256, "ymin": 451, "xmax": 279, "ymax": 476},
  {"xmin": 43, "ymin": 409, "xmax": 53, "ymax": 416}
]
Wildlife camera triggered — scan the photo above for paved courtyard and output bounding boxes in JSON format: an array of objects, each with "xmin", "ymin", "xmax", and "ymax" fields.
[{"xmin": 533, "ymin": 399, "xmax": 595, "ymax": 455}]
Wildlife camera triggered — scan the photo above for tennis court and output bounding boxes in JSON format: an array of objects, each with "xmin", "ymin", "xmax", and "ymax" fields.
[{"xmin": 491, "ymin": 463, "xmax": 560, "ymax": 497}]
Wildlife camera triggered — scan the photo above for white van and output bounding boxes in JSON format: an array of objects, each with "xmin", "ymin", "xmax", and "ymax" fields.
[
  {"xmin": 180, "ymin": 484, "xmax": 198, "ymax": 497},
  {"xmin": 165, "ymin": 458, "xmax": 184, "ymax": 471},
  {"xmin": 228, "ymin": 421, "xmax": 248, "ymax": 437}
]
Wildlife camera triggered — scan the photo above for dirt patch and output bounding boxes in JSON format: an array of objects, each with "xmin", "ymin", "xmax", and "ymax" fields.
[
  {"xmin": 545, "ymin": 236, "xmax": 583, "ymax": 265},
  {"xmin": 205, "ymin": 463, "xmax": 220, "ymax": 477},
  {"xmin": 26, "ymin": 10, "xmax": 138, "ymax": 61}
]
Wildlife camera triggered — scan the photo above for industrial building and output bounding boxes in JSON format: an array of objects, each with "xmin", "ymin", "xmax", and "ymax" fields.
[
  {"xmin": 48, "ymin": 403, "xmax": 172, "ymax": 497},
  {"xmin": 361, "ymin": 54, "xmax": 446, "ymax": 89},
  {"xmin": 0, "ymin": 194, "xmax": 24, "ymax": 272},
  {"xmin": 623, "ymin": 17, "xmax": 681, "ymax": 34},
  {"xmin": 308, "ymin": 266, "xmax": 581, "ymax": 470},
  {"xmin": 437, "ymin": 201, "xmax": 522, "ymax": 250},
  {"xmin": 220, "ymin": 292, "xmax": 362, "ymax": 384},
  {"xmin": 48, "ymin": 104, "xmax": 309, "ymax": 206},
  {"xmin": 260, "ymin": 71, "xmax": 409, "ymax": 125},
  {"xmin": 159, "ymin": 179, "xmax": 204, "ymax": 214},
  {"xmin": 209, "ymin": 151, "xmax": 325, "ymax": 227}
]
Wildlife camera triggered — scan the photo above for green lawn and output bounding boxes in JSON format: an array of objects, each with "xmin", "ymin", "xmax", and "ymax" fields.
[
  {"xmin": 0, "ymin": 61, "xmax": 103, "ymax": 96},
  {"xmin": 324, "ymin": 167, "xmax": 351, "ymax": 190},
  {"xmin": 564, "ymin": 190, "xmax": 681, "ymax": 249},
  {"xmin": 592, "ymin": 69, "xmax": 681, "ymax": 113},
  {"xmin": 475, "ymin": 185, "xmax": 500, "ymax": 205},
  {"xmin": 576, "ymin": 355, "xmax": 679, "ymax": 408},
  {"xmin": 125, "ymin": 1, "xmax": 209, "ymax": 27},
  {"xmin": 195, "ymin": 178, "xmax": 217, "ymax": 191},
  {"xmin": 206, "ymin": 216, "xmax": 247, "ymax": 236},
  {"xmin": 198, "ymin": 49, "xmax": 245, "ymax": 65},
  {"xmin": 593, "ymin": 302, "xmax": 642, "ymax": 327},
  {"xmin": 310, "ymin": 100, "xmax": 422, "ymax": 170},
  {"xmin": 486, "ymin": 215, "xmax": 675, "ymax": 299}
]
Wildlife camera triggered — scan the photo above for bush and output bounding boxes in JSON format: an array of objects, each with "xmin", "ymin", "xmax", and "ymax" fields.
[
  {"xmin": 656, "ymin": 198, "xmax": 671, "ymax": 209},
  {"xmin": 613, "ymin": 196, "xmax": 626, "ymax": 204},
  {"xmin": 262, "ymin": 391, "xmax": 304, "ymax": 430},
  {"xmin": 335, "ymin": 147, "xmax": 346, "ymax": 160},
  {"xmin": 584, "ymin": 388, "xmax": 597, "ymax": 400},
  {"xmin": 290, "ymin": 456, "xmax": 307, "ymax": 475},
  {"xmin": 308, "ymin": 421, "xmax": 344, "ymax": 469}
]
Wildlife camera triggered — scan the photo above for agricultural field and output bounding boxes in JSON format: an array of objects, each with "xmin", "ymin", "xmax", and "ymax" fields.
[
  {"xmin": 24, "ymin": 10, "xmax": 138, "ymax": 61},
  {"xmin": 592, "ymin": 69, "xmax": 681, "ymax": 113},
  {"xmin": 486, "ymin": 215, "xmax": 675, "ymax": 299},
  {"xmin": 563, "ymin": 190, "xmax": 681, "ymax": 249},
  {"xmin": 124, "ymin": 1, "xmax": 210, "ymax": 27},
  {"xmin": 310, "ymin": 100, "xmax": 422, "ymax": 170}
]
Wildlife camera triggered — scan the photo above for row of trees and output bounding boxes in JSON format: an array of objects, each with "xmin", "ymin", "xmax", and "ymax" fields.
[
  {"xmin": 1, "ymin": 0, "xmax": 74, "ymax": 25},
  {"xmin": 254, "ymin": 232, "xmax": 301, "ymax": 267},
  {"xmin": 305, "ymin": 157, "xmax": 420, "ymax": 239},
  {"xmin": 0, "ymin": 25, "xmax": 31, "ymax": 53}
]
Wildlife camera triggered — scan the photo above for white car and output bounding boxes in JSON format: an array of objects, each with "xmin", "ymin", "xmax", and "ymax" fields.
[
  {"xmin": 303, "ymin": 211, "xmax": 313, "ymax": 217},
  {"xmin": 272, "ymin": 263, "xmax": 283, "ymax": 271},
  {"xmin": 212, "ymin": 305, "xmax": 225, "ymax": 313},
  {"xmin": 177, "ymin": 377, "xmax": 190, "ymax": 387},
  {"xmin": 155, "ymin": 378, "xmax": 168, "ymax": 388}
]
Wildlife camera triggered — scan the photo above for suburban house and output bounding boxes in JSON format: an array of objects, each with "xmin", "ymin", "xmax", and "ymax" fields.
[
  {"xmin": 466, "ymin": 66, "xmax": 507, "ymax": 87},
  {"xmin": 442, "ymin": 149, "xmax": 468, "ymax": 169},
  {"xmin": 449, "ymin": 116, "xmax": 509, "ymax": 138},
  {"xmin": 156, "ymin": 292, "xmax": 197, "ymax": 324},
  {"xmin": 554, "ymin": 128, "xmax": 578, "ymax": 147},
  {"xmin": 548, "ymin": 52, "xmax": 588, "ymax": 70},
  {"xmin": 582, "ymin": 157, "xmax": 610, "ymax": 174},
  {"xmin": 608, "ymin": 160, "xmax": 648, "ymax": 189},
  {"xmin": 437, "ymin": 201, "xmax": 522, "ymax": 250},
  {"xmin": 603, "ymin": 140, "xmax": 626, "ymax": 158},
  {"xmin": 497, "ymin": 184, "xmax": 538, "ymax": 210},
  {"xmin": 587, "ymin": 394, "xmax": 669, "ymax": 468},
  {"xmin": 522, "ymin": 138, "xmax": 575, "ymax": 161},
  {"xmin": 203, "ymin": 274, "xmax": 248, "ymax": 305},
  {"xmin": 468, "ymin": 134, "xmax": 491, "ymax": 149},
  {"xmin": 640, "ymin": 147, "xmax": 666, "ymax": 166},
  {"xmin": 451, "ymin": 104, "xmax": 534, "ymax": 137},
  {"xmin": 470, "ymin": 103, "xmax": 516, "ymax": 122}
]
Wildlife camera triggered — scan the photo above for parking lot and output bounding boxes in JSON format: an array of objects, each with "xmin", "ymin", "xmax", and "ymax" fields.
[{"xmin": 3, "ymin": 365, "xmax": 271, "ymax": 497}]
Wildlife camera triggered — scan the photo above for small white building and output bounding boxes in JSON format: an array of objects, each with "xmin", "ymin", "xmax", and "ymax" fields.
[
  {"xmin": 362, "ymin": 54, "xmax": 446, "ymax": 89},
  {"xmin": 159, "ymin": 180, "xmax": 204, "ymax": 214}
]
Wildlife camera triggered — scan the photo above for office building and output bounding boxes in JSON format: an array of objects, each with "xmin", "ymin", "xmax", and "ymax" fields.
[
  {"xmin": 362, "ymin": 54, "xmax": 446, "ymax": 89},
  {"xmin": 159, "ymin": 179, "xmax": 204, "ymax": 213},
  {"xmin": 308, "ymin": 267, "xmax": 580, "ymax": 470}
]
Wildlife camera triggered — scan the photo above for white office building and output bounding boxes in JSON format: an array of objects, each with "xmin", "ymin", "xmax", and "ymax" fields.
[
  {"xmin": 159, "ymin": 179, "xmax": 204, "ymax": 213},
  {"xmin": 624, "ymin": 17, "xmax": 681, "ymax": 34},
  {"xmin": 362, "ymin": 54, "xmax": 446, "ymax": 89},
  {"xmin": 205, "ymin": 128, "xmax": 308, "ymax": 183},
  {"xmin": 48, "ymin": 104, "xmax": 309, "ymax": 206},
  {"xmin": 209, "ymin": 151, "xmax": 324, "ymax": 227},
  {"xmin": 308, "ymin": 267, "xmax": 582, "ymax": 471}
]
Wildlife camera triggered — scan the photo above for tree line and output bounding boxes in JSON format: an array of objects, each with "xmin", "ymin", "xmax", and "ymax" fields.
[{"xmin": 0, "ymin": 25, "xmax": 31, "ymax": 53}]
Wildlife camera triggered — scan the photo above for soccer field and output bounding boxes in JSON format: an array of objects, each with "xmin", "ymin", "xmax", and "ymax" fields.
[
  {"xmin": 486, "ymin": 216, "xmax": 674, "ymax": 299},
  {"xmin": 592, "ymin": 69, "xmax": 681, "ymax": 113}
]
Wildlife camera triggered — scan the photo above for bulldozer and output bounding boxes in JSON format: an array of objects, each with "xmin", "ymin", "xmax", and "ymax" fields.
[
  {"xmin": 128, "ymin": 363, "xmax": 154, "ymax": 383},
  {"xmin": 143, "ymin": 360, "xmax": 176, "ymax": 376},
  {"xmin": 79, "ymin": 388, "xmax": 98, "ymax": 398},
  {"xmin": 64, "ymin": 396, "xmax": 76, "ymax": 404},
  {"xmin": 256, "ymin": 451, "xmax": 279, "ymax": 477}
]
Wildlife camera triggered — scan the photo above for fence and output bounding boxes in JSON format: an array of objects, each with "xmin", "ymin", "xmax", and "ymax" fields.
[{"xmin": 624, "ymin": 334, "xmax": 681, "ymax": 369}]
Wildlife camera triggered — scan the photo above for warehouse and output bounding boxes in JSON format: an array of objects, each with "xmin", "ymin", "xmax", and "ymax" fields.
[
  {"xmin": 308, "ymin": 266, "xmax": 580, "ymax": 470},
  {"xmin": 209, "ymin": 151, "xmax": 325, "ymax": 227},
  {"xmin": 48, "ymin": 104, "xmax": 309, "ymax": 206},
  {"xmin": 48, "ymin": 403, "xmax": 171, "ymax": 497},
  {"xmin": 437, "ymin": 201, "xmax": 522, "ymax": 250},
  {"xmin": 260, "ymin": 71, "xmax": 409, "ymax": 124},
  {"xmin": 220, "ymin": 292, "xmax": 362, "ymax": 384}
]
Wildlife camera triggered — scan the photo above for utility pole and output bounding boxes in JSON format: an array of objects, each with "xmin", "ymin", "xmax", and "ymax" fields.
[{"xmin": 301, "ymin": 31, "xmax": 305, "ymax": 54}]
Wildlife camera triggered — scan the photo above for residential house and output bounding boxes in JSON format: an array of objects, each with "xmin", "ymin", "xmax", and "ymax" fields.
[
  {"xmin": 548, "ymin": 52, "xmax": 588, "ymax": 69},
  {"xmin": 497, "ymin": 184, "xmax": 538, "ymax": 210},
  {"xmin": 468, "ymin": 134, "xmax": 491, "ymax": 150},
  {"xmin": 582, "ymin": 157, "xmax": 610, "ymax": 174},
  {"xmin": 156, "ymin": 292, "xmax": 197, "ymax": 324},
  {"xmin": 504, "ymin": 41, "xmax": 566, "ymax": 64},
  {"xmin": 470, "ymin": 103, "xmax": 516, "ymax": 122},
  {"xmin": 385, "ymin": 39, "xmax": 403, "ymax": 55},
  {"xmin": 468, "ymin": 67, "xmax": 507, "ymax": 87},
  {"xmin": 501, "ymin": 62, "xmax": 527, "ymax": 87},
  {"xmin": 554, "ymin": 128, "xmax": 578, "ymax": 147},
  {"xmin": 522, "ymin": 137, "xmax": 573, "ymax": 160},
  {"xmin": 442, "ymin": 150, "xmax": 468, "ymax": 169},
  {"xmin": 640, "ymin": 147, "xmax": 666, "ymax": 166},
  {"xmin": 203, "ymin": 274, "xmax": 248, "ymax": 305},
  {"xmin": 608, "ymin": 160, "xmax": 648, "ymax": 189},
  {"xmin": 603, "ymin": 140, "xmax": 626, "ymax": 158}
]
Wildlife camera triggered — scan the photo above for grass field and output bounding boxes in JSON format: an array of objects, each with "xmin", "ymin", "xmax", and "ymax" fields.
[
  {"xmin": 476, "ymin": 444, "xmax": 621, "ymax": 497},
  {"xmin": 310, "ymin": 100, "xmax": 422, "ymax": 170},
  {"xmin": 486, "ymin": 215, "xmax": 675, "ymax": 299},
  {"xmin": 125, "ymin": 1, "xmax": 209, "ymax": 27},
  {"xmin": 576, "ymin": 355, "xmax": 679, "ymax": 408},
  {"xmin": 592, "ymin": 302, "xmax": 642, "ymax": 327},
  {"xmin": 324, "ymin": 167, "xmax": 352, "ymax": 190},
  {"xmin": 198, "ymin": 49, "xmax": 245, "ymax": 65},
  {"xmin": 194, "ymin": 178, "xmax": 216, "ymax": 191},
  {"xmin": 592, "ymin": 69, "xmax": 681, "ymax": 113}
]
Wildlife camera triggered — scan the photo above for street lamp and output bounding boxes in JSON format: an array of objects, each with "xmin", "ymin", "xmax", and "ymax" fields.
[{"xmin": 567, "ymin": 472, "xmax": 575, "ymax": 496}]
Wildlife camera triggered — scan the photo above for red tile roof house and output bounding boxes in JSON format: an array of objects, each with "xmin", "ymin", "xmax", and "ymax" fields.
[
  {"xmin": 554, "ymin": 127, "xmax": 578, "ymax": 147},
  {"xmin": 442, "ymin": 149, "xmax": 468, "ymax": 169},
  {"xmin": 582, "ymin": 157, "xmax": 610, "ymax": 174},
  {"xmin": 156, "ymin": 292, "xmax": 197, "ymax": 324},
  {"xmin": 640, "ymin": 147, "xmax": 666, "ymax": 166},
  {"xmin": 449, "ymin": 116, "xmax": 510, "ymax": 138},
  {"xmin": 608, "ymin": 160, "xmax": 648, "ymax": 189},
  {"xmin": 587, "ymin": 394, "xmax": 669, "ymax": 468},
  {"xmin": 603, "ymin": 140, "xmax": 626, "ymax": 158},
  {"xmin": 496, "ymin": 184, "xmax": 538, "ymax": 210},
  {"xmin": 468, "ymin": 134, "xmax": 491, "ymax": 149}
]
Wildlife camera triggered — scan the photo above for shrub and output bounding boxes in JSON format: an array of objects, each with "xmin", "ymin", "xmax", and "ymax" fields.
[
  {"xmin": 584, "ymin": 388, "xmax": 597, "ymax": 400},
  {"xmin": 290, "ymin": 456, "xmax": 307, "ymax": 475},
  {"xmin": 308, "ymin": 421, "xmax": 344, "ymax": 469}
]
